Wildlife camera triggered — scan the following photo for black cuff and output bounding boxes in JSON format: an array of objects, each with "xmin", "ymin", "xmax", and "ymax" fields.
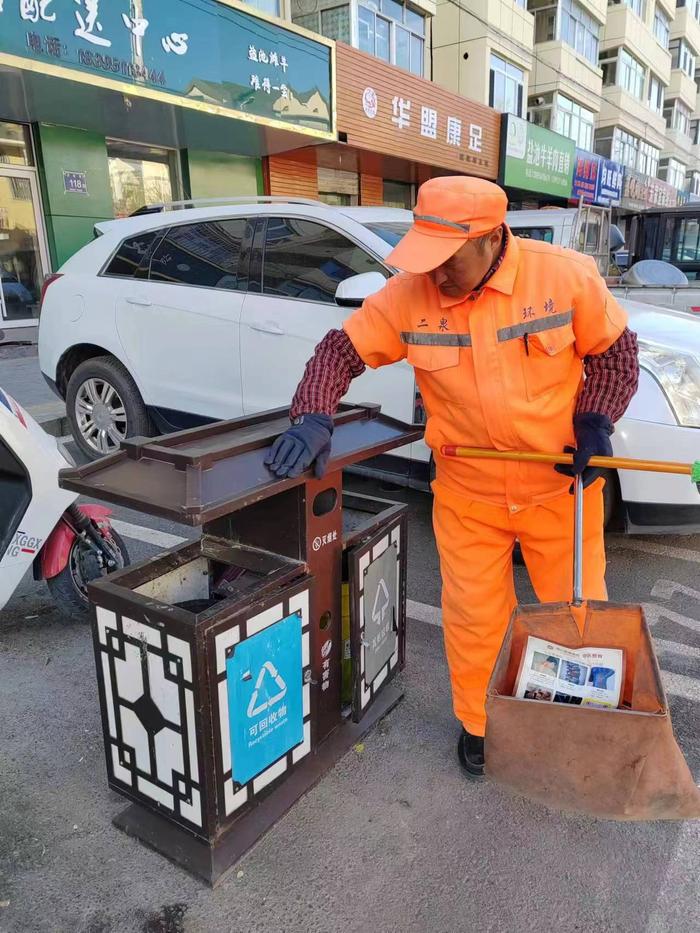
[{"xmin": 574, "ymin": 412, "xmax": 614, "ymax": 435}]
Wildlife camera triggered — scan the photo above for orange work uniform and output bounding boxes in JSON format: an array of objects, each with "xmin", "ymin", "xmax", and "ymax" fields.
[{"xmin": 344, "ymin": 232, "xmax": 628, "ymax": 735}]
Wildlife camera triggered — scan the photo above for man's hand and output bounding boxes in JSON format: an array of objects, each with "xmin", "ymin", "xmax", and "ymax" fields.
[
  {"xmin": 555, "ymin": 412, "xmax": 613, "ymax": 489},
  {"xmin": 264, "ymin": 414, "xmax": 334, "ymax": 479}
]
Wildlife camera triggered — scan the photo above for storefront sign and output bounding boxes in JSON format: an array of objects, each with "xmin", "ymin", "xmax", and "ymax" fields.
[
  {"xmin": 571, "ymin": 151, "xmax": 624, "ymax": 205},
  {"xmin": 0, "ymin": 0, "xmax": 335, "ymax": 139},
  {"xmin": 501, "ymin": 115, "xmax": 575, "ymax": 198},
  {"xmin": 596, "ymin": 158, "xmax": 624, "ymax": 205},
  {"xmin": 63, "ymin": 170, "xmax": 88, "ymax": 195},
  {"xmin": 336, "ymin": 45, "xmax": 500, "ymax": 179},
  {"xmin": 572, "ymin": 150, "xmax": 600, "ymax": 203},
  {"xmin": 620, "ymin": 167, "xmax": 686, "ymax": 211}
]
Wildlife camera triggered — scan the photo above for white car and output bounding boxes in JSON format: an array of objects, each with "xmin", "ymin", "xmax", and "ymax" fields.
[{"xmin": 38, "ymin": 198, "xmax": 700, "ymax": 534}]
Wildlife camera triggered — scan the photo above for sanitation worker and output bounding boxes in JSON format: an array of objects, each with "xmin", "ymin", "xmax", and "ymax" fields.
[{"xmin": 265, "ymin": 176, "xmax": 639, "ymax": 778}]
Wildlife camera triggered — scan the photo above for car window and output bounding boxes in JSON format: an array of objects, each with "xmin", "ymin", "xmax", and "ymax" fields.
[
  {"xmin": 104, "ymin": 230, "xmax": 162, "ymax": 278},
  {"xmin": 262, "ymin": 217, "xmax": 388, "ymax": 302},
  {"xmin": 510, "ymin": 227, "xmax": 554, "ymax": 243},
  {"xmin": 364, "ymin": 221, "xmax": 412, "ymax": 247},
  {"xmin": 149, "ymin": 218, "xmax": 252, "ymax": 290}
]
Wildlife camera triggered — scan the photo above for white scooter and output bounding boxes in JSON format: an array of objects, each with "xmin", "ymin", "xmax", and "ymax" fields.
[{"xmin": 0, "ymin": 387, "xmax": 128, "ymax": 619}]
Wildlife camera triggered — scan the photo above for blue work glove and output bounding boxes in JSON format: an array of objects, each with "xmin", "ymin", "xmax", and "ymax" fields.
[
  {"xmin": 554, "ymin": 412, "xmax": 613, "ymax": 490},
  {"xmin": 264, "ymin": 413, "xmax": 334, "ymax": 479}
]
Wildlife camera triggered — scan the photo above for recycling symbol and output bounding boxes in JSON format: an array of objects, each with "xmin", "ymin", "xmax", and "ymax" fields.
[
  {"xmin": 371, "ymin": 578, "xmax": 391, "ymax": 627},
  {"xmin": 246, "ymin": 661, "xmax": 287, "ymax": 718}
]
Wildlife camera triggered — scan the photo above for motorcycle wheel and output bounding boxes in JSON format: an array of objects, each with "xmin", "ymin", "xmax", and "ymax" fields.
[{"xmin": 47, "ymin": 529, "xmax": 129, "ymax": 622}]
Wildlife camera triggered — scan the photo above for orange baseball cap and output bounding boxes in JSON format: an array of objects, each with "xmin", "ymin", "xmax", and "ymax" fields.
[{"xmin": 387, "ymin": 176, "xmax": 508, "ymax": 274}]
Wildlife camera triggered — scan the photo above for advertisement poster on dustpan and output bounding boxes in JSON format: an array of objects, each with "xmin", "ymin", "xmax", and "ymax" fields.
[{"xmin": 514, "ymin": 637, "xmax": 624, "ymax": 709}]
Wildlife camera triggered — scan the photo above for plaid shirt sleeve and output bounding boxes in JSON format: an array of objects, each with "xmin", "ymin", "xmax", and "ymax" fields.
[
  {"xmin": 576, "ymin": 327, "xmax": 639, "ymax": 423},
  {"xmin": 290, "ymin": 328, "xmax": 366, "ymax": 418}
]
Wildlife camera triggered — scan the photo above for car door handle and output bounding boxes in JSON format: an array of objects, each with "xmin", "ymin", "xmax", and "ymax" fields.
[
  {"xmin": 249, "ymin": 321, "xmax": 285, "ymax": 335},
  {"xmin": 126, "ymin": 296, "xmax": 152, "ymax": 307}
]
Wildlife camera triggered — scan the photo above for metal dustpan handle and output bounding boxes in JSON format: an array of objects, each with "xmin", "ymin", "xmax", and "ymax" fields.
[{"xmin": 572, "ymin": 474, "xmax": 584, "ymax": 607}]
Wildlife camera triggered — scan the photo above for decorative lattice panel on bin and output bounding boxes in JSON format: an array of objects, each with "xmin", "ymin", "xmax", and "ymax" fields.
[
  {"xmin": 350, "ymin": 518, "xmax": 406, "ymax": 721},
  {"xmin": 211, "ymin": 588, "xmax": 312, "ymax": 820},
  {"xmin": 94, "ymin": 608, "xmax": 203, "ymax": 830}
]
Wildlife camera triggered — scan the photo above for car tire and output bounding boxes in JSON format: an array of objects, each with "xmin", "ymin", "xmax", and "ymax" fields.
[
  {"xmin": 601, "ymin": 469, "xmax": 619, "ymax": 529},
  {"xmin": 66, "ymin": 356, "xmax": 152, "ymax": 461}
]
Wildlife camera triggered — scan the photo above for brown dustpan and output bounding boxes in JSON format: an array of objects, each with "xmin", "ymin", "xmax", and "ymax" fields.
[{"xmin": 441, "ymin": 446, "xmax": 700, "ymax": 820}]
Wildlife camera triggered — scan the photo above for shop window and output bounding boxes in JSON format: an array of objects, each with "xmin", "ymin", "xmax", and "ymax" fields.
[
  {"xmin": 383, "ymin": 180, "xmax": 414, "ymax": 209},
  {"xmin": 489, "ymin": 54, "xmax": 524, "ymax": 117},
  {"xmin": 149, "ymin": 219, "xmax": 251, "ymax": 290},
  {"xmin": 104, "ymin": 231, "xmax": 163, "ymax": 279},
  {"xmin": 107, "ymin": 140, "xmax": 178, "ymax": 218},
  {"xmin": 261, "ymin": 217, "xmax": 387, "ymax": 303},
  {"xmin": 0, "ymin": 122, "xmax": 33, "ymax": 167}
]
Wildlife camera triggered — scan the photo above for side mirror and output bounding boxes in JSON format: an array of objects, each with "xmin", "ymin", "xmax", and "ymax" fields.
[
  {"xmin": 609, "ymin": 224, "xmax": 625, "ymax": 253},
  {"xmin": 335, "ymin": 271, "xmax": 387, "ymax": 308}
]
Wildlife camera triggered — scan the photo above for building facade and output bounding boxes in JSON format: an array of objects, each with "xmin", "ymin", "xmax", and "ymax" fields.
[{"xmin": 0, "ymin": 0, "xmax": 335, "ymax": 339}]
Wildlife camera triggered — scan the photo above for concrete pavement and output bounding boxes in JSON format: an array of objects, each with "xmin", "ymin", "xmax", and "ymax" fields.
[{"xmin": 0, "ymin": 345, "xmax": 698, "ymax": 933}]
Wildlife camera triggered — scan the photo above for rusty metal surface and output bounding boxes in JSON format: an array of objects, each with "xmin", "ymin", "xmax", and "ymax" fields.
[
  {"xmin": 485, "ymin": 601, "xmax": 700, "ymax": 820},
  {"xmin": 59, "ymin": 405, "xmax": 424, "ymax": 525}
]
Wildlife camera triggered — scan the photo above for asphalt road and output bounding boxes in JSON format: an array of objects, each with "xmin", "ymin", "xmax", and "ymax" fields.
[{"xmin": 1, "ymin": 349, "xmax": 699, "ymax": 933}]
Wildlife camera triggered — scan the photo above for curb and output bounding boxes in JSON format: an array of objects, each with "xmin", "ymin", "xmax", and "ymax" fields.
[{"xmin": 26, "ymin": 401, "xmax": 70, "ymax": 438}]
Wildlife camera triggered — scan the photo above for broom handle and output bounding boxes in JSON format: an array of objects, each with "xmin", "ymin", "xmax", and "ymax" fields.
[
  {"xmin": 440, "ymin": 446, "xmax": 696, "ymax": 477},
  {"xmin": 439, "ymin": 446, "xmax": 700, "ymax": 607}
]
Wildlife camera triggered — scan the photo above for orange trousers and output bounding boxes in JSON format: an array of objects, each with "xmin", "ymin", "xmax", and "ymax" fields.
[{"xmin": 432, "ymin": 479, "xmax": 607, "ymax": 736}]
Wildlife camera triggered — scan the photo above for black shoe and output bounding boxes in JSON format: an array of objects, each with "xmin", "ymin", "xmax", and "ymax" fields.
[{"xmin": 458, "ymin": 728, "xmax": 485, "ymax": 778}]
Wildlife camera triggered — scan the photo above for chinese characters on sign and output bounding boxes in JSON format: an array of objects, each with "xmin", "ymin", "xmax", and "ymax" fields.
[
  {"xmin": 526, "ymin": 138, "xmax": 571, "ymax": 176},
  {"xmin": 365, "ymin": 89, "xmax": 486, "ymax": 165},
  {"xmin": 572, "ymin": 151, "xmax": 624, "ymax": 205},
  {"xmin": 249, "ymin": 44, "xmax": 289, "ymax": 98},
  {"xmin": 20, "ymin": 0, "xmax": 55, "ymax": 24},
  {"xmin": 12, "ymin": 0, "xmax": 192, "ymax": 55},
  {"xmin": 1, "ymin": 0, "xmax": 335, "ymax": 136},
  {"xmin": 503, "ymin": 115, "xmax": 575, "ymax": 197},
  {"xmin": 227, "ymin": 613, "xmax": 304, "ymax": 788}
]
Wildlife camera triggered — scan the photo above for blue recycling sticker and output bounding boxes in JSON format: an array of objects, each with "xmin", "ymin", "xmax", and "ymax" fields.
[{"xmin": 227, "ymin": 613, "xmax": 304, "ymax": 787}]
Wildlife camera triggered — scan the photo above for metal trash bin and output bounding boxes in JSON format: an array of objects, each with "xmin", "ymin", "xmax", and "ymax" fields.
[{"xmin": 59, "ymin": 405, "xmax": 421, "ymax": 884}]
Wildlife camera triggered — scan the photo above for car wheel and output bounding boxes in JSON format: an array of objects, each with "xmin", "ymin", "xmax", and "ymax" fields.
[
  {"xmin": 601, "ymin": 469, "xmax": 619, "ymax": 529},
  {"xmin": 66, "ymin": 356, "xmax": 152, "ymax": 460}
]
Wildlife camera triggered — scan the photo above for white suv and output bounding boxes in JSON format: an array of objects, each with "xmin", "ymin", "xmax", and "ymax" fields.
[{"xmin": 38, "ymin": 197, "xmax": 700, "ymax": 534}]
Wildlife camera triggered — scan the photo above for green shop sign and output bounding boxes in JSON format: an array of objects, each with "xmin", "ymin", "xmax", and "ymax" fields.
[
  {"xmin": 501, "ymin": 115, "xmax": 575, "ymax": 197},
  {"xmin": 0, "ymin": 0, "xmax": 335, "ymax": 140}
]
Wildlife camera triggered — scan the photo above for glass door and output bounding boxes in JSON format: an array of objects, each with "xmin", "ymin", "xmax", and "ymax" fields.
[{"xmin": 0, "ymin": 167, "xmax": 49, "ymax": 328}]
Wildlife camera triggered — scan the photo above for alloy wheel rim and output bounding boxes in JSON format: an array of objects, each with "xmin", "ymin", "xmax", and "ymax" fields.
[{"xmin": 75, "ymin": 378, "xmax": 127, "ymax": 454}]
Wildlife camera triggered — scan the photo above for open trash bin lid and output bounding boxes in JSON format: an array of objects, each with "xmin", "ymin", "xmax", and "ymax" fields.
[{"xmin": 59, "ymin": 404, "xmax": 423, "ymax": 525}]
